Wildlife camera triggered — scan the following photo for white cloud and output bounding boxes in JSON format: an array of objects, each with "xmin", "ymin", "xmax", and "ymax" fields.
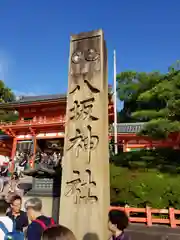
[{"xmin": 13, "ymin": 90, "xmax": 37, "ymax": 99}]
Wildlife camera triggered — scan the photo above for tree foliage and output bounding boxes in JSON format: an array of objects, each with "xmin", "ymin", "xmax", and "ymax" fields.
[
  {"xmin": 117, "ymin": 61, "xmax": 180, "ymax": 138},
  {"xmin": 0, "ymin": 80, "xmax": 15, "ymax": 103},
  {"xmin": 117, "ymin": 71, "xmax": 165, "ymax": 123},
  {"xmin": 0, "ymin": 80, "xmax": 18, "ymax": 122}
]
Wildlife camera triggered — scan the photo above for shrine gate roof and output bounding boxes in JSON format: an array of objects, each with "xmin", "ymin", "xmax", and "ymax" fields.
[
  {"xmin": 0, "ymin": 94, "xmax": 67, "ymax": 109},
  {"xmin": 16, "ymin": 94, "xmax": 66, "ymax": 103}
]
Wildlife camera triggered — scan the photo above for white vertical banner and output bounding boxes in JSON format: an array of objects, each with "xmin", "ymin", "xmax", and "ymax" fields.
[{"xmin": 113, "ymin": 50, "xmax": 118, "ymax": 154}]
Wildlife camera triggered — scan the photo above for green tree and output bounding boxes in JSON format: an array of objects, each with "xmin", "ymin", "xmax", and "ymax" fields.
[
  {"xmin": 0, "ymin": 80, "xmax": 15, "ymax": 103},
  {"xmin": 116, "ymin": 61, "xmax": 180, "ymax": 139},
  {"xmin": 0, "ymin": 80, "xmax": 18, "ymax": 123},
  {"xmin": 117, "ymin": 71, "xmax": 165, "ymax": 123},
  {"xmin": 133, "ymin": 62, "xmax": 180, "ymax": 139}
]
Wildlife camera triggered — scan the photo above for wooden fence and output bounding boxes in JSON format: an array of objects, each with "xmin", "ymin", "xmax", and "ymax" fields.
[{"xmin": 110, "ymin": 206, "xmax": 180, "ymax": 228}]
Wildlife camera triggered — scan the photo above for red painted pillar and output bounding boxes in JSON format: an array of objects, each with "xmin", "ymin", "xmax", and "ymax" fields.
[
  {"xmin": 169, "ymin": 207, "xmax": 176, "ymax": 228},
  {"xmin": 10, "ymin": 137, "xmax": 17, "ymax": 173},
  {"xmin": 123, "ymin": 140, "xmax": 127, "ymax": 152},
  {"xmin": 146, "ymin": 206, "xmax": 152, "ymax": 226}
]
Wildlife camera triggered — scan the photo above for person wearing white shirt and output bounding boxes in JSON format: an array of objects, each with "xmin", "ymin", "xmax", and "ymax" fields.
[
  {"xmin": 0, "ymin": 199, "xmax": 13, "ymax": 239},
  {"xmin": 3, "ymin": 156, "xmax": 10, "ymax": 165},
  {"xmin": 0, "ymin": 155, "xmax": 4, "ymax": 166}
]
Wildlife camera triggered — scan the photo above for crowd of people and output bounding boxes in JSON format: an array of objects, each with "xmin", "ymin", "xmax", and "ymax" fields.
[
  {"xmin": 0, "ymin": 194, "xmax": 130, "ymax": 240},
  {"xmin": 0, "ymin": 150, "xmax": 62, "ymax": 176},
  {"xmin": 34, "ymin": 151, "xmax": 62, "ymax": 168},
  {"xmin": 0, "ymin": 150, "xmax": 62, "ymax": 194},
  {"xmin": 0, "ymin": 151, "xmax": 31, "ymax": 180},
  {"xmin": 0, "ymin": 150, "xmax": 130, "ymax": 240}
]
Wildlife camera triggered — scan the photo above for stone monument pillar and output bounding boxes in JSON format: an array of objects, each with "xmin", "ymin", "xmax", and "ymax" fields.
[{"xmin": 60, "ymin": 30, "xmax": 110, "ymax": 240}]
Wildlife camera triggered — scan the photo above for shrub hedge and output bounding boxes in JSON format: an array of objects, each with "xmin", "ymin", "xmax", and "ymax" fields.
[{"xmin": 110, "ymin": 148, "xmax": 180, "ymax": 209}]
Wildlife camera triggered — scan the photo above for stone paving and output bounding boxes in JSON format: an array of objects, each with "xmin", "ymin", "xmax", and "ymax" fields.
[{"xmin": 127, "ymin": 224, "xmax": 180, "ymax": 239}]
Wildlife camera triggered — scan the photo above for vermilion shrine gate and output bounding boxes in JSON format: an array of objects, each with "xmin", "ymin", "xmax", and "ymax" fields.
[
  {"xmin": 0, "ymin": 92, "xmax": 114, "ymax": 170},
  {"xmin": 0, "ymin": 92, "xmax": 178, "ymax": 170}
]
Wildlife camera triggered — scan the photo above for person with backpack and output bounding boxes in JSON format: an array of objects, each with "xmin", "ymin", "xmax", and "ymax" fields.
[
  {"xmin": 0, "ymin": 198, "xmax": 24, "ymax": 240},
  {"xmin": 25, "ymin": 197, "xmax": 55, "ymax": 240}
]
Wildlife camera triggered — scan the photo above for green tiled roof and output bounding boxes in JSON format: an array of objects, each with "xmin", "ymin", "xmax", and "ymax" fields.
[
  {"xmin": 15, "ymin": 94, "xmax": 66, "ymax": 103},
  {"xmin": 114, "ymin": 122, "xmax": 145, "ymax": 133}
]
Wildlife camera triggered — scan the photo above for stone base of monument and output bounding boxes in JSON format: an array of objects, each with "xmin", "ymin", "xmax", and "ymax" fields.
[{"xmin": 23, "ymin": 165, "xmax": 61, "ymax": 223}]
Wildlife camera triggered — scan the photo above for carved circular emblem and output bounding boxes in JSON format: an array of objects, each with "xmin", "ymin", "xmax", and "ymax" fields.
[
  {"xmin": 85, "ymin": 49, "xmax": 100, "ymax": 61},
  {"xmin": 71, "ymin": 51, "xmax": 83, "ymax": 64}
]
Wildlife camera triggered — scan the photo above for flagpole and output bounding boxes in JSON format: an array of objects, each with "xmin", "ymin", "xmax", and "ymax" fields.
[{"xmin": 113, "ymin": 50, "xmax": 118, "ymax": 154}]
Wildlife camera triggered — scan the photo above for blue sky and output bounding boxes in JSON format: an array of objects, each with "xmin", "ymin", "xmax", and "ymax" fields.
[{"xmin": 0, "ymin": 0, "xmax": 179, "ymax": 96}]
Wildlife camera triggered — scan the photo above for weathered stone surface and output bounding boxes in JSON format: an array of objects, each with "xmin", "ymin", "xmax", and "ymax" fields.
[
  {"xmin": 23, "ymin": 167, "xmax": 61, "ymax": 223},
  {"xmin": 60, "ymin": 30, "xmax": 110, "ymax": 240}
]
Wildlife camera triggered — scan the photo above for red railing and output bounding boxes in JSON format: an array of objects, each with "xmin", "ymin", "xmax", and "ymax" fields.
[{"xmin": 110, "ymin": 206, "xmax": 180, "ymax": 228}]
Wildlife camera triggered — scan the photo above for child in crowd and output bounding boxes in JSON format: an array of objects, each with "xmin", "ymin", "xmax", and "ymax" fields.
[{"xmin": 108, "ymin": 209, "xmax": 130, "ymax": 240}]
